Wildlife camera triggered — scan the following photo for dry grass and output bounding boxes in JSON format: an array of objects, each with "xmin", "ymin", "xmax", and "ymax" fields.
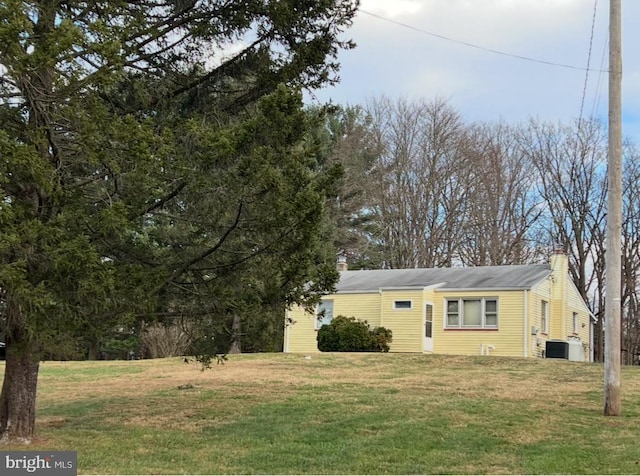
[
  {"xmin": 36, "ymin": 353, "xmax": 604, "ymax": 432},
  {"xmin": 2, "ymin": 353, "xmax": 639, "ymax": 474}
]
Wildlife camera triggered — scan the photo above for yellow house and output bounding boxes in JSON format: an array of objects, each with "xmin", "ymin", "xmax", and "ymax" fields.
[{"xmin": 284, "ymin": 251, "xmax": 594, "ymax": 361}]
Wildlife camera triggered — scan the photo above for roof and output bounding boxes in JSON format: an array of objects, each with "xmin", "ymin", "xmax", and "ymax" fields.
[{"xmin": 337, "ymin": 264, "xmax": 551, "ymax": 293}]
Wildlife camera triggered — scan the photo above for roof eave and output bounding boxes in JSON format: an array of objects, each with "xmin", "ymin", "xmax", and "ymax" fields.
[
  {"xmin": 434, "ymin": 286, "xmax": 535, "ymax": 292},
  {"xmin": 337, "ymin": 282, "xmax": 448, "ymax": 294}
]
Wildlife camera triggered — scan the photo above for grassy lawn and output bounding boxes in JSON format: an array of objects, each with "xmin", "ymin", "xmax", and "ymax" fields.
[{"xmin": 2, "ymin": 353, "xmax": 640, "ymax": 474}]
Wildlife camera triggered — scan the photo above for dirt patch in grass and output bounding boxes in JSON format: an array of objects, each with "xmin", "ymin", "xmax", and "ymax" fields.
[{"xmin": 36, "ymin": 416, "xmax": 68, "ymax": 429}]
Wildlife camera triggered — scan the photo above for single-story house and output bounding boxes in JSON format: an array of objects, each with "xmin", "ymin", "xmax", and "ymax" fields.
[{"xmin": 284, "ymin": 250, "xmax": 594, "ymax": 361}]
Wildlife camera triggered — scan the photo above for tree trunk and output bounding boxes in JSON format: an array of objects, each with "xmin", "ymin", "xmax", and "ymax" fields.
[
  {"xmin": 229, "ymin": 315, "xmax": 242, "ymax": 354},
  {"xmin": 87, "ymin": 338, "xmax": 99, "ymax": 361},
  {"xmin": 0, "ymin": 297, "xmax": 41, "ymax": 444},
  {"xmin": 0, "ymin": 344, "xmax": 40, "ymax": 444},
  {"xmin": 595, "ymin": 315, "xmax": 604, "ymax": 362}
]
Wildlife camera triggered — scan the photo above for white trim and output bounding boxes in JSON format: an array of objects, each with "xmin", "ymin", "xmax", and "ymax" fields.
[
  {"xmin": 284, "ymin": 309, "xmax": 291, "ymax": 353},
  {"xmin": 393, "ymin": 300, "xmax": 413, "ymax": 310},
  {"xmin": 442, "ymin": 297, "xmax": 447, "ymax": 330},
  {"xmin": 337, "ymin": 283, "xmax": 447, "ymax": 294},
  {"xmin": 527, "ymin": 271, "xmax": 554, "ymax": 290},
  {"xmin": 334, "ymin": 290, "xmax": 381, "ymax": 294},
  {"xmin": 541, "ymin": 300, "xmax": 549, "ymax": 334},
  {"xmin": 444, "ymin": 297, "xmax": 499, "ymax": 329},
  {"xmin": 589, "ymin": 320, "xmax": 595, "ymax": 362},
  {"xmin": 424, "ymin": 301, "xmax": 434, "ymax": 352},
  {"xmin": 380, "ymin": 283, "xmax": 446, "ymax": 291},
  {"xmin": 566, "ymin": 276, "xmax": 594, "ymax": 315},
  {"xmin": 523, "ymin": 290, "xmax": 528, "ymax": 358},
  {"xmin": 314, "ymin": 300, "xmax": 334, "ymax": 330},
  {"xmin": 436, "ymin": 287, "xmax": 535, "ymax": 292}
]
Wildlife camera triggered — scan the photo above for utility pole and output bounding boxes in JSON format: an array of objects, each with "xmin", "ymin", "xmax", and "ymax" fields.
[{"xmin": 604, "ymin": 0, "xmax": 622, "ymax": 417}]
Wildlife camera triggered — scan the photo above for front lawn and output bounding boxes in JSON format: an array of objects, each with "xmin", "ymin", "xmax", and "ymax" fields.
[{"xmin": 2, "ymin": 353, "xmax": 639, "ymax": 474}]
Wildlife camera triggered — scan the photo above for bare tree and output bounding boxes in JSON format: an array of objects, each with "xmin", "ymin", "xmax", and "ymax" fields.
[
  {"xmin": 519, "ymin": 119, "xmax": 607, "ymax": 360},
  {"xmin": 366, "ymin": 97, "xmax": 468, "ymax": 268},
  {"xmin": 621, "ymin": 143, "xmax": 640, "ymax": 364},
  {"xmin": 459, "ymin": 122, "xmax": 545, "ymax": 266}
]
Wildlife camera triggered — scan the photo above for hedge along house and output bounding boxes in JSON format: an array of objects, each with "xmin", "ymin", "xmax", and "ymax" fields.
[{"xmin": 284, "ymin": 249, "xmax": 594, "ymax": 361}]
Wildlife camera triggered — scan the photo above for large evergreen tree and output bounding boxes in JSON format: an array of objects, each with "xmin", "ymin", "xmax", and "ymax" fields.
[
  {"xmin": 306, "ymin": 105, "xmax": 383, "ymax": 269},
  {"xmin": 0, "ymin": 0, "xmax": 358, "ymax": 443}
]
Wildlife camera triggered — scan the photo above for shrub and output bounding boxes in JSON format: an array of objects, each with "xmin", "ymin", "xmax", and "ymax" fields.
[
  {"xmin": 317, "ymin": 315, "xmax": 392, "ymax": 352},
  {"xmin": 141, "ymin": 319, "xmax": 193, "ymax": 358},
  {"xmin": 371, "ymin": 326, "xmax": 393, "ymax": 352}
]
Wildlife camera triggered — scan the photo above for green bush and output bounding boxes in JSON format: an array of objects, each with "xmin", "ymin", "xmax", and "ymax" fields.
[{"xmin": 317, "ymin": 315, "xmax": 392, "ymax": 352}]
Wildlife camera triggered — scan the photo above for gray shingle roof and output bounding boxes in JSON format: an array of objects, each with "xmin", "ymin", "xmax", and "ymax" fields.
[{"xmin": 337, "ymin": 264, "xmax": 551, "ymax": 293}]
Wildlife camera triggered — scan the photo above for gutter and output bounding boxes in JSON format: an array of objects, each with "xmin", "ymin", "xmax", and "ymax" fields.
[
  {"xmin": 284, "ymin": 309, "xmax": 290, "ymax": 353},
  {"xmin": 337, "ymin": 283, "xmax": 447, "ymax": 294},
  {"xmin": 379, "ymin": 283, "xmax": 446, "ymax": 292},
  {"xmin": 523, "ymin": 289, "xmax": 528, "ymax": 358},
  {"xmin": 435, "ymin": 286, "xmax": 533, "ymax": 292}
]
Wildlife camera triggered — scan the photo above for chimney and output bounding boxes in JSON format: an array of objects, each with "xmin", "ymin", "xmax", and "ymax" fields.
[
  {"xmin": 337, "ymin": 255, "xmax": 348, "ymax": 272},
  {"xmin": 549, "ymin": 244, "xmax": 568, "ymax": 337},
  {"xmin": 550, "ymin": 244, "xmax": 568, "ymax": 280}
]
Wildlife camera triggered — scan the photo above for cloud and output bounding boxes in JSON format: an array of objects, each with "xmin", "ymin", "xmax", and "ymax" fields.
[
  {"xmin": 311, "ymin": 0, "xmax": 640, "ymax": 143},
  {"xmin": 360, "ymin": 0, "xmax": 424, "ymax": 18}
]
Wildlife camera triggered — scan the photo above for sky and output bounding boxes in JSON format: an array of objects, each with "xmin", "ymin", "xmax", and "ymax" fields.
[{"xmin": 308, "ymin": 0, "xmax": 640, "ymax": 142}]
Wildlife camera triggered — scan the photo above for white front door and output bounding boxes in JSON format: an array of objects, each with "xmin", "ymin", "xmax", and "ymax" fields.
[{"xmin": 424, "ymin": 303, "xmax": 433, "ymax": 352}]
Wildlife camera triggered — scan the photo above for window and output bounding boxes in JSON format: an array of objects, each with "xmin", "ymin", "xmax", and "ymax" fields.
[
  {"xmin": 425, "ymin": 304, "xmax": 433, "ymax": 338},
  {"xmin": 572, "ymin": 312, "xmax": 578, "ymax": 334},
  {"xmin": 485, "ymin": 299, "xmax": 498, "ymax": 326},
  {"xmin": 445, "ymin": 298, "xmax": 498, "ymax": 329},
  {"xmin": 315, "ymin": 300, "xmax": 333, "ymax": 329},
  {"xmin": 541, "ymin": 300, "xmax": 549, "ymax": 333},
  {"xmin": 393, "ymin": 300, "xmax": 412, "ymax": 310}
]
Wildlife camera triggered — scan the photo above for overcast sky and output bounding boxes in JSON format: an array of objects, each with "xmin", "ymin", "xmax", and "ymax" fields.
[{"xmin": 309, "ymin": 0, "xmax": 640, "ymax": 141}]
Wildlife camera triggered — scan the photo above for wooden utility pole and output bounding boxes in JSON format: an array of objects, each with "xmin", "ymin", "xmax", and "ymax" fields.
[{"xmin": 604, "ymin": 0, "xmax": 622, "ymax": 416}]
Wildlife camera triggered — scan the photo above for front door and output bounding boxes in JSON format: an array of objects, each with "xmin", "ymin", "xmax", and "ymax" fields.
[{"xmin": 424, "ymin": 303, "xmax": 433, "ymax": 352}]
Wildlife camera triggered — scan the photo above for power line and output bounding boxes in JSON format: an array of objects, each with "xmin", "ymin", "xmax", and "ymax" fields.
[
  {"xmin": 578, "ymin": 0, "xmax": 600, "ymax": 127},
  {"xmin": 360, "ymin": 9, "xmax": 609, "ymax": 74},
  {"xmin": 590, "ymin": 36, "xmax": 609, "ymax": 119}
]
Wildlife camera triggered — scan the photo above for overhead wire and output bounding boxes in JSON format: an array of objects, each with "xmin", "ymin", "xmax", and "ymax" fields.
[
  {"xmin": 590, "ymin": 36, "xmax": 609, "ymax": 120},
  {"xmin": 359, "ymin": 9, "xmax": 609, "ymax": 74},
  {"xmin": 578, "ymin": 0, "xmax": 600, "ymax": 128}
]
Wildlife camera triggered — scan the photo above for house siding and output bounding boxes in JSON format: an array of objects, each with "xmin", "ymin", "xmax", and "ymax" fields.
[
  {"xmin": 529, "ymin": 277, "xmax": 552, "ymax": 358},
  {"xmin": 432, "ymin": 290, "xmax": 524, "ymax": 357},
  {"xmin": 565, "ymin": 282, "xmax": 591, "ymax": 360},
  {"xmin": 528, "ymin": 261, "xmax": 591, "ymax": 361},
  {"xmin": 336, "ymin": 293, "xmax": 382, "ymax": 327},
  {"xmin": 380, "ymin": 290, "xmax": 424, "ymax": 352},
  {"xmin": 285, "ymin": 293, "xmax": 381, "ymax": 353},
  {"xmin": 286, "ymin": 305, "xmax": 320, "ymax": 353}
]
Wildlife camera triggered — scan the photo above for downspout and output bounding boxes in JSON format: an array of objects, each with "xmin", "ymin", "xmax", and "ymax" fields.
[
  {"xmin": 590, "ymin": 319, "xmax": 595, "ymax": 362},
  {"xmin": 284, "ymin": 310, "xmax": 290, "ymax": 353},
  {"xmin": 523, "ymin": 290, "xmax": 529, "ymax": 358}
]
